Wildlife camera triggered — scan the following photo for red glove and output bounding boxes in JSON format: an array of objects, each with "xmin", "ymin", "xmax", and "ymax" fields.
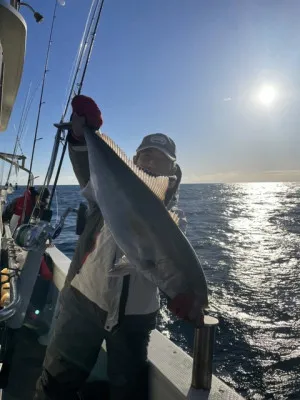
[
  {"xmin": 168, "ymin": 293, "xmax": 206, "ymax": 324},
  {"xmin": 71, "ymin": 95, "xmax": 103, "ymax": 139},
  {"xmin": 71, "ymin": 95, "xmax": 103, "ymax": 129}
]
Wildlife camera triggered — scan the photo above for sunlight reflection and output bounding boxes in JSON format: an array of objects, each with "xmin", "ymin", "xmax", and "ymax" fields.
[{"xmin": 216, "ymin": 183, "xmax": 300, "ymax": 354}]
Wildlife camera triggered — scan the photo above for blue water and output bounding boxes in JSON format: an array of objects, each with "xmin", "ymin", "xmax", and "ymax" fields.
[{"xmin": 10, "ymin": 183, "xmax": 300, "ymax": 399}]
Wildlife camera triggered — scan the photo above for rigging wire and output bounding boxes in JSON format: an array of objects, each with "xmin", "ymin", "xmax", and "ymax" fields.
[
  {"xmin": 5, "ymin": 80, "xmax": 40, "ymax": 188},
  {"xmin": 5, "ymin": 84, "xmax": 32, "ymax": 185},
  {"xmin": 17, "ymin": 82, "xmax": 32, "ymax": 143}
]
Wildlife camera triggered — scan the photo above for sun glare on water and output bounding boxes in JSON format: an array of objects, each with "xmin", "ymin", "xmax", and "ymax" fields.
[{"xmin": 258, "ymin": 85, "xmax": 277, "ymax": 107}]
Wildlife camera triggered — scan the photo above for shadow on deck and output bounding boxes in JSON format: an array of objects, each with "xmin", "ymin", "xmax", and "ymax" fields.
[
  {"xmin": 1, "ymin": 327, "xmax": 109, "ymax": 400},
  {"xmin": 2, "ymin": 327, "xmax": 46, "ymax": 400}
]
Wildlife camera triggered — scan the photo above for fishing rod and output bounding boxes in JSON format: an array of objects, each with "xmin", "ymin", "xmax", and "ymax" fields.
[
  {"xmin": 47, "ymin": 0, "xmax": 105, "ymax": 209},
  {"xmin": 77, "ymin": 0, "xmax": 105, "ymax": 95},
  {"xmin": 62, "ymin": 0, "xmax": 98, "ymax": 119},
  {"xmin": 26, "ymin": 0, "xmax": 59, "ymax": 190},
  {"xmin": 40, "ymin": 0, "xmax": 98, "ymax": 197},
  {"xmin": 20, "ymin": 0, "xmax": 60, "ymax": 225},
  {"xmin": 29, "ymin": 0, "xmax": 97, "ymax": 222},
  {"xmin": 27, "ymin": 0, "xmax": 105, "ymax": 231}
]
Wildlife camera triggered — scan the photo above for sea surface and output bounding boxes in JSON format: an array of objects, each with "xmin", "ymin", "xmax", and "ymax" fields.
[{"xmin": 10, "ymin": 183, "xmax": 300, "ymax": 399}]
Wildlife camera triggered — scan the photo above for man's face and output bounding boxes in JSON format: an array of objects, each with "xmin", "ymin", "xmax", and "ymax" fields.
[
  {"xmin": 135, "ymin": 148, "xmax": 174, "ymax": 176},
  {"xmin": 40, "ymin": 196, "xmax": 50, "ymax": 209}
]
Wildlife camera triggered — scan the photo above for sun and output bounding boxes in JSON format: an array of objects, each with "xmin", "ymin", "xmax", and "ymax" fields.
[{"xmin": 258, "ymin": 85, "xmax": 276, "ymax": 106}]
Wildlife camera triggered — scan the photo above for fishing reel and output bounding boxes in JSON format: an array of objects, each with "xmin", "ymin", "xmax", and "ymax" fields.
[{"xmin": 13, "ymin": 207, "xmax": 77, "ymax": 251}]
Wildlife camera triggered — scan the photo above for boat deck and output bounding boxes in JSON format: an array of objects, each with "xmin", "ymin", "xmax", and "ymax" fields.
[
  {"xmin": 1, "ymin": 327, "xmax": 109, "ymax": 400},
  {"xmin": 2, "ymin": 327, "xmax": 46, "ymax": 400}
]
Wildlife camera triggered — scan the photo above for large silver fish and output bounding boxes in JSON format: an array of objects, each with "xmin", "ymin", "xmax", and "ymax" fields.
[{"xmin": 84, "ymin": 128, "xmax": 209, "ymax": 313}]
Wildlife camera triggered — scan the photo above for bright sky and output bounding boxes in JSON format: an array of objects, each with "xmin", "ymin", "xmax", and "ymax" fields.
[{"xmin": 1, "ymin": 0, "xmax": 300, "ymax": 185}]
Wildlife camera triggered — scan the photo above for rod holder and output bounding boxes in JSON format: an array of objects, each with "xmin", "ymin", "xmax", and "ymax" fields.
[{"xmin": 191, "ymin": 315, "xmax": 219, "ymax": 391}]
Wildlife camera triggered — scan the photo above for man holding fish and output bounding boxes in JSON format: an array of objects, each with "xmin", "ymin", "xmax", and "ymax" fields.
[{"xmin": 34, "ymin": 95, "xmax": 208, "ymax": 400}]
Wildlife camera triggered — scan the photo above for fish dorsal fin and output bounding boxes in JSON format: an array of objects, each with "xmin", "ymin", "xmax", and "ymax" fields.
[
  {"xmin": 97, "ymin": 132, "xmax": 169, "ymax": 202},
  {"xmin": 168, "ymin": 210, "xmax": 180, "ymax": 225}
]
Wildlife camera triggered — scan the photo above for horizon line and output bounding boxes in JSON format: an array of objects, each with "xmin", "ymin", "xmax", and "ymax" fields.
[{"xmin": 12, "ymin": 180, "xmax": 300, "ymax": 187}]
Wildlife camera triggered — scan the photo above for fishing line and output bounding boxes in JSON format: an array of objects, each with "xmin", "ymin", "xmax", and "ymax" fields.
[
  {"xmin": 55, "ymin": 187, "xmax": 59, "ymax": 223},
  {"xmin": 0, "ymin": 160, "xmax": 5, "ymax": 188},
  {"xmin": 6, "ymin": 84, "xmax": 32, "ymax": 185},
  {"xmin": 19, "ymin": 81, "xmax": 42, "ymax": 146},
  {"xmin": 18, "ymin": 82, "xmax": 32, "ymax": 143}
]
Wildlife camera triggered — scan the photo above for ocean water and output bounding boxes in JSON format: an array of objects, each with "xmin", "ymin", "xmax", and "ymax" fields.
[{"xmin": 10, "ymin": 183, "xmax": 300, "ymax": 399}]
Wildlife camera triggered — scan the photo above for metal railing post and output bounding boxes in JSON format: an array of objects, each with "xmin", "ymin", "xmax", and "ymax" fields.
[{"xmin": 191, "ymin": 315, "xmax": 219, "ymax": 390}]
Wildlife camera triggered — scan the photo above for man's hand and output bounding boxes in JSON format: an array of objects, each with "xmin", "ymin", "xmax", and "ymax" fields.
[
  {"xmin": 71, "ymin": 95, "xmax": 103, "ymax": 139},
  {"xmin": 168, "ymin": 292, "xmax": 207, "ymax": 324}
]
